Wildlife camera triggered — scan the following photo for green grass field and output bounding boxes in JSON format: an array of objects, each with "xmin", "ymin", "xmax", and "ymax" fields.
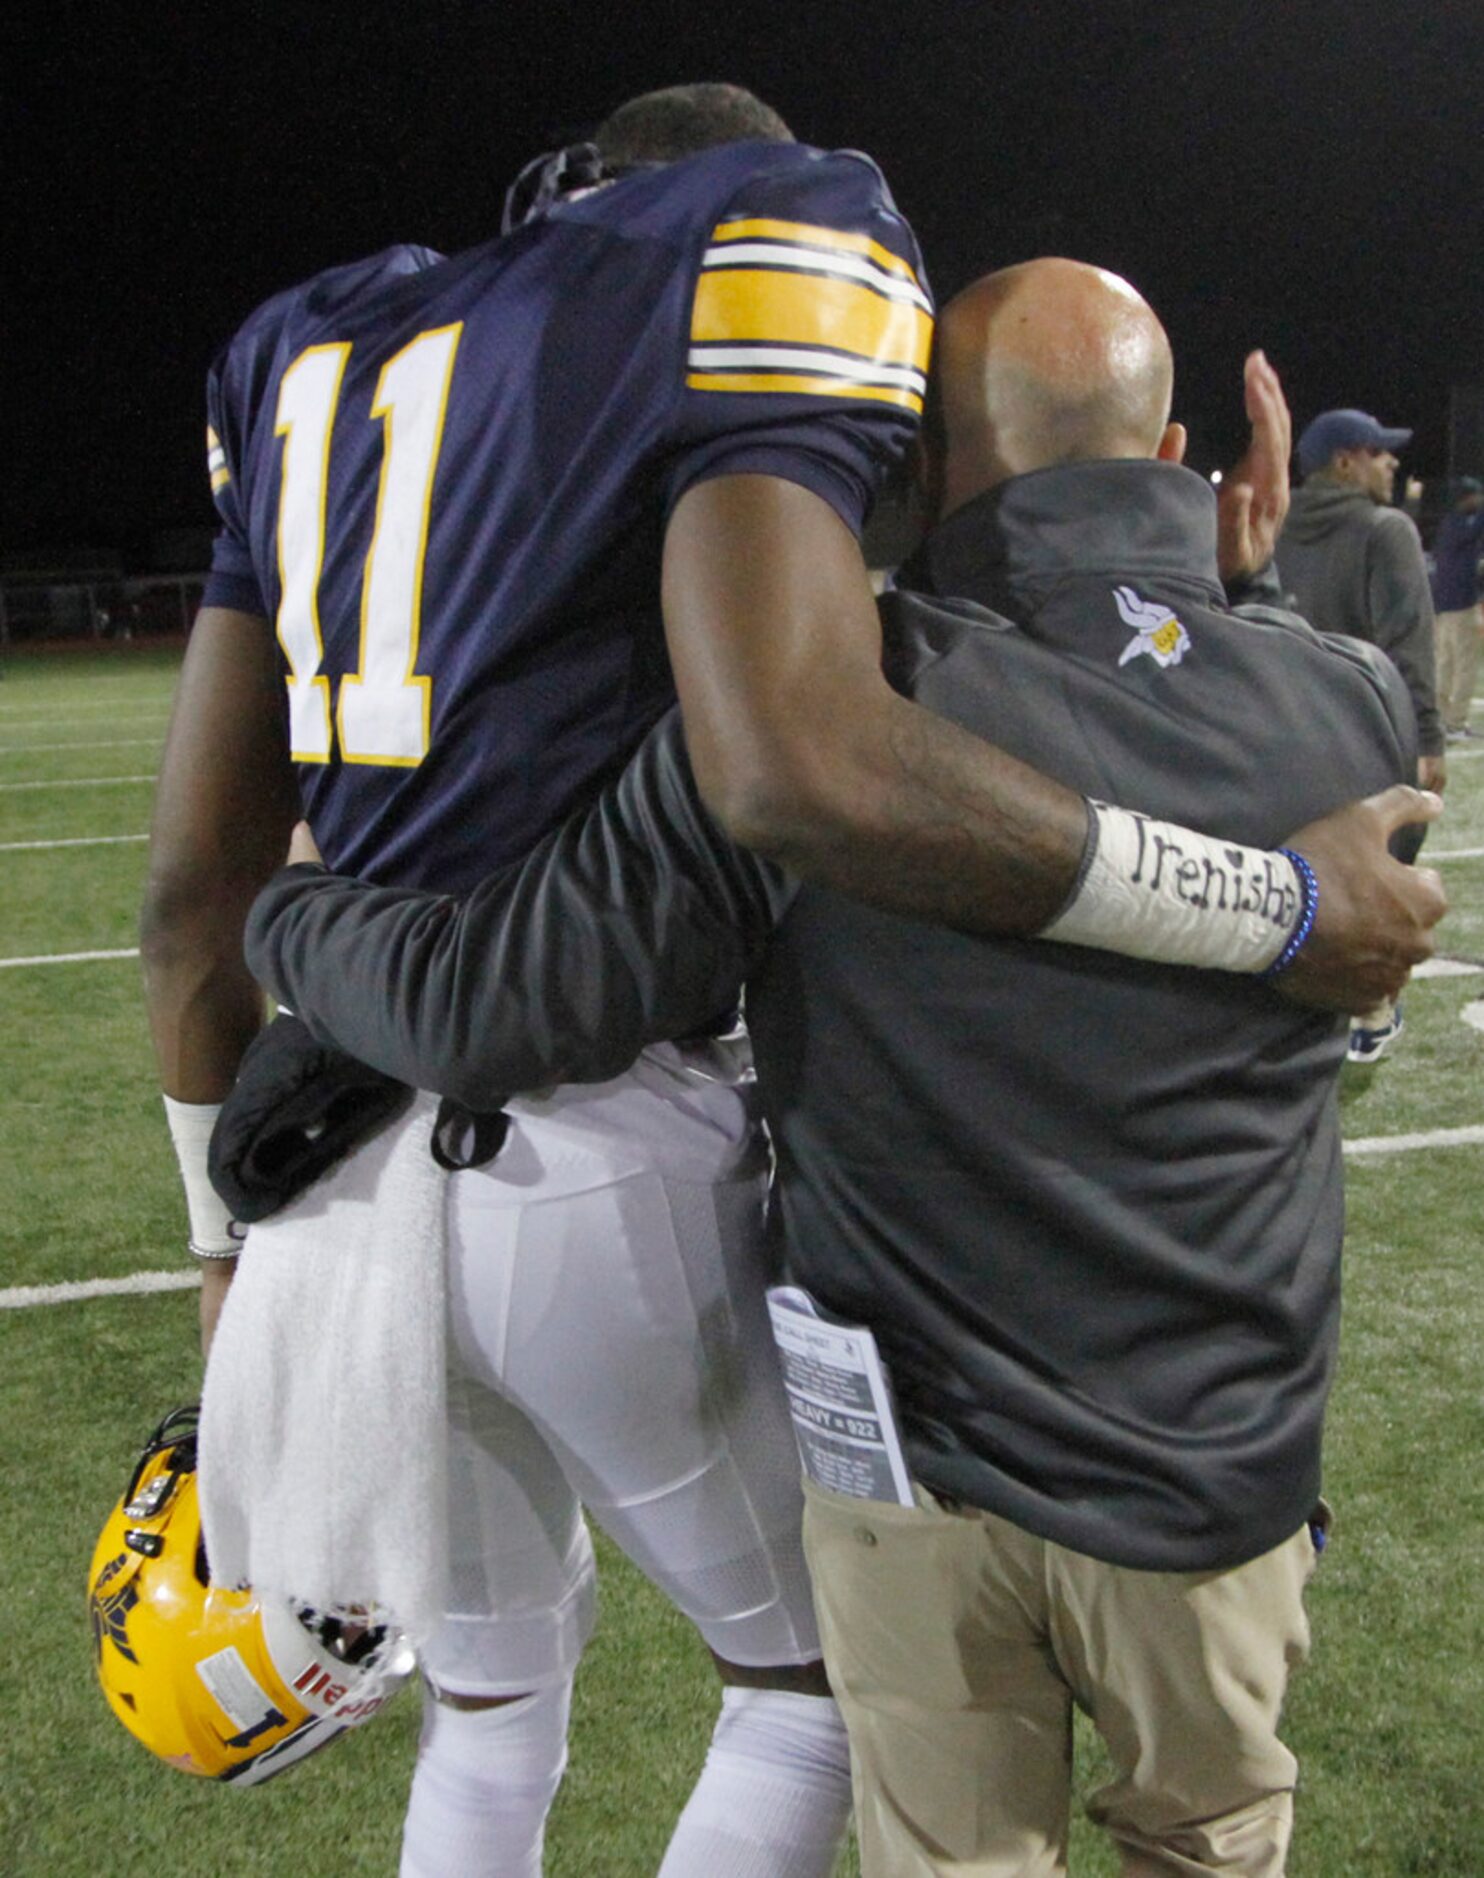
[{"xmin": 1, "ymin": 644, "xmax": 1481, "ymax": 1875}]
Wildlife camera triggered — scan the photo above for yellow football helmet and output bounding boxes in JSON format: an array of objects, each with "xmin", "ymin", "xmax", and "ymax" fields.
[{"xmin": 88, "ymin": 1405, "xmax": 415, "ymax": 1785}]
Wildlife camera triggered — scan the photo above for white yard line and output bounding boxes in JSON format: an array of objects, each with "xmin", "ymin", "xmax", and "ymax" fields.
[
  {"xmin": 0, "ymin": 708, "xmax": 170, "ymax": 730},
  {"xmin": 1345, "ymin": 1123, "xmax": 1484, "ymax": 1157},
  {"xmin": 1427, "ymin": 846, "xmax": 1484, "ymax": 861},
  {"xmin": 0, "ymin": 833, "xmax": 148, "ymax": 852},
  {"xmin": 0, "ymin": 947, "xmax": 139, "ymax": 968},
  {"xmin": 0, "ymin": 775, "xmax": 154, "ymax": 792},
  {"xmin": 0, "ymin": 1270, "xmax": 199, "ymax": 1310},
  {"xmin": 0, "ymin": 737, "xmax": 162, "ymax": 756},
  {"xmin": 1412, "ymin": 956, "xmax": 1484, "ymax": 978}
]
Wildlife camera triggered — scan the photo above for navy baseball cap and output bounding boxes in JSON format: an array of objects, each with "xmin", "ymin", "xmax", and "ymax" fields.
[{"xmin": 1297, "ymin": 408, "xmax": 1413, "ymax": 475}]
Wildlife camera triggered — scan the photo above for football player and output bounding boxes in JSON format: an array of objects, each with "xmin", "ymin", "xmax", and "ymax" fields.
[
  {"xmin": 140, "ymin": 82, "xmax": 1442, "ymax": 1877},
  {"xmin": 146, "ymin": 83, "xmax": 922, "ymax": 1877}
]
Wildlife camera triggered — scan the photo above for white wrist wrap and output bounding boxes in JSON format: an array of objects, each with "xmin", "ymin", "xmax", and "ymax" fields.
[
  {"xmin": 162, "ymin": 1095, "xmax": 240, "ymax": 1257},
  {"xmin": 1041, "ymin": 802, "xmax": 1301, "ymax": 973}
]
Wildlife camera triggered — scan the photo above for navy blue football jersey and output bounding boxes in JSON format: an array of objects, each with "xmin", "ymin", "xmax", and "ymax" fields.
[{"xmin": 203, "ymin": 141, "xmax": 931, "ymax": 889}]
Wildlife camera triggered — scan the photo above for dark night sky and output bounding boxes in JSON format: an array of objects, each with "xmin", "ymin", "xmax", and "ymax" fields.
[{"xmin": 9, "ymin": 0, "xmax": 1484, "ymax": 557}]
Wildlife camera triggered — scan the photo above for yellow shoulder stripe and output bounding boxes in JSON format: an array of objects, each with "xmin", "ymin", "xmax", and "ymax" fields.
[
  {"xmin": 709, "ymin": 218, "xmax": 922, "ymax": 288},
  {"xmin": 693, "ymin": 270, "xmax": 932, "ymax": 373}
]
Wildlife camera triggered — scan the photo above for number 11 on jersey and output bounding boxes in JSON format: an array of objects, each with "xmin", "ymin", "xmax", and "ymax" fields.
[{"xmin": 273, "ymin": 323, "xmax": 464, "ymax": 767}]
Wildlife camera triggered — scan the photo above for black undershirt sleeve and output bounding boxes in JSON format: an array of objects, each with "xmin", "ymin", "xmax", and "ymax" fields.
[{"xmin": 244, "ymin": 711, "xmax": 787, "ymax": 1110}]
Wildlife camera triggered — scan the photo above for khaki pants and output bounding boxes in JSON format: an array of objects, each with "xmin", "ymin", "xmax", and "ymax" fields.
[
  {"xmin": 804, "ymin": 1482, "xmax": 1321, "ymax": 1876},
  {"xmin": 1435, "ymin": 603, "xmax": 1483, "ymax": 731}
]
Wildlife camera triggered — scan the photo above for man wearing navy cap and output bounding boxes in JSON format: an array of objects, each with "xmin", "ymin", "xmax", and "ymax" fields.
[
  {"xmin": 1276, "ymin": 408, "xmax": 1443, "ymax": 1062},
  {"xmin": 1277, "ymin": 408, "xmax": 1442, "ymax": 782}
]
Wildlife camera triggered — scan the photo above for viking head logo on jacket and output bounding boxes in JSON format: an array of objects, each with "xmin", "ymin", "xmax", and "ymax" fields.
[{"xmin": 1113, "ymin": 586, "xmax": 1191, "ymax": 669}]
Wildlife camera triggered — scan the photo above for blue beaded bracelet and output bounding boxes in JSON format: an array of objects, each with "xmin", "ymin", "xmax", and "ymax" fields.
[{"xmin": 1261, "ymin": 849, "xmax": 1319, "ymax": 977}]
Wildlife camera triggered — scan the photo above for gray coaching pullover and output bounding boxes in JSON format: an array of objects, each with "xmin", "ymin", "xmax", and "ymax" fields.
[
  {"xmin": 248, "ymin": 460, "xmax": 1415, "ymax": 1573},
  {"xmin": 1276, "ymin": 477, "xmax": 1441, "ymax": 756}
]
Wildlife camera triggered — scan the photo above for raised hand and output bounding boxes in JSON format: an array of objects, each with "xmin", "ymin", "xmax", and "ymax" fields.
[{"xmin": 1216, "ymin": 350, "xmax": 1292, "ymax": 584}]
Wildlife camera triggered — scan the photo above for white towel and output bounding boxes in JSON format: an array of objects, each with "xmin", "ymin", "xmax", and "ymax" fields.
[{"xmin": 200, "ymin": 1092, "xmax": 450, "ymax": 1645}]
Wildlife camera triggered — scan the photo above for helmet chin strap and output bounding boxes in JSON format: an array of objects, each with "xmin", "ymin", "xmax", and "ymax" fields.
[
  {"xmin": 501, "ymin": 144, "xmax": 607, "ymax": 233},
  {"xmin": 500, "ymin": 143, "xmax": 663, "ymax": 234}
]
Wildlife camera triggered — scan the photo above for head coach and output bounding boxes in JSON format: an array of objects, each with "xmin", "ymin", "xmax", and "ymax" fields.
[{"xmin": 245, "ymin": 259, "xmax": 1424, "ymax": 1875}]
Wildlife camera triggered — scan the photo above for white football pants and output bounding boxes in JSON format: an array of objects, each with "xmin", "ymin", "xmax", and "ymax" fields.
[{"xmin": 417, "ymin": 1042, "xmax": 820, "ymax": 1696}]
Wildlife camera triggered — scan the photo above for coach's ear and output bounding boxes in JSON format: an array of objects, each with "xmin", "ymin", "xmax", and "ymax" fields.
[{"xmin": 1156, "ymin": 421, "xmax": 1188, "ymax": 465}]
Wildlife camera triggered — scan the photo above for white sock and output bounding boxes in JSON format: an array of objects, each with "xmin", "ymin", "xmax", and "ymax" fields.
[
  {"xmin": 399, "ymin": 1680, "xmax": 572, "ymax": 1878},
  {"xmin": 658, "ymin": 1687, "xmax": 854, "ymax": 1878}
]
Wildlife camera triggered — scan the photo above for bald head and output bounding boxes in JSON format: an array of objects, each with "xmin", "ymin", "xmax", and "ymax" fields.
[{"xmin": 929, "ymin": 259, "xmax": 1183, "ymax": 521}]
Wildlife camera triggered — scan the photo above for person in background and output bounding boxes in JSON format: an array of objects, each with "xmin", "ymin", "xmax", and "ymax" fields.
[
  {"xmin": 1429, "ymin": 475, "xmax": 1484, "ymax": 739},
  {"xmin": 1276, "ymin": 405, "xmax": 1444, "ymax": 1062}
]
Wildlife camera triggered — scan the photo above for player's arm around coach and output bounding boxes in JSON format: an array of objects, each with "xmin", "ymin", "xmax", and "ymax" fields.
[{"xmin": 659, "ymin": 375, "xmax": 1442, "ymax": 1011}]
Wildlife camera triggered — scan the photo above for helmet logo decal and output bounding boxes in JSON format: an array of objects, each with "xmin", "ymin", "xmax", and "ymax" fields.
[
  {"xmin": 90, "ymin": 1555, "xmax": 141, "ymax": 1665},
  {"xmin": 197, "ymin": 1645, "xmax": 288, "ymax": 1741},
  {"xmin": 1113, "ymin": 585, "xmax": 1191, "ymax": 669}
]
